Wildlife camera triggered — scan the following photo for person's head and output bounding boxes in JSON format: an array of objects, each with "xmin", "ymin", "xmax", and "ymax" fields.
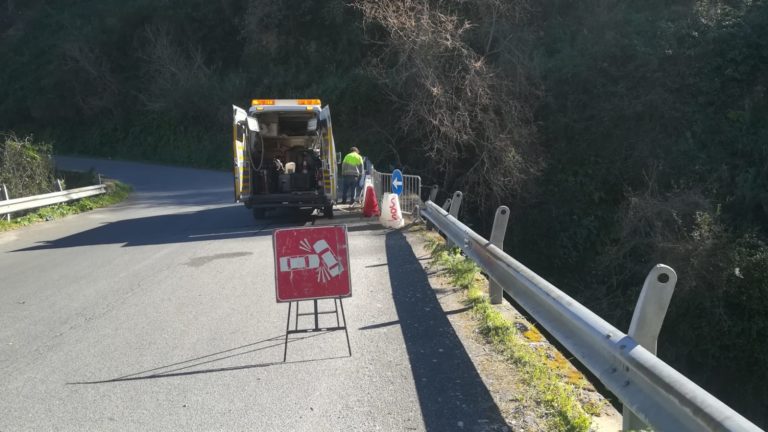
[{"xmin": 350, "ymin": 146, "xmax": 359, "ymax": 154}]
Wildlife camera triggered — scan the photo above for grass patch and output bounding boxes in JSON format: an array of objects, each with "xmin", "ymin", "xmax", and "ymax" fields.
[
  {"xmin": 0, "ymin": 181, "xmax": 132, "ymax": 231},
  {"xmin": 424, "ymin": 232, "xmax": 595, "ymax": 432}
]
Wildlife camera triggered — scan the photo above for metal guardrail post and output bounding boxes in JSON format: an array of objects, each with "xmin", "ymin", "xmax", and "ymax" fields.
[
  {"xmin": 428, "ymin": 185, "xmax": 438, "ymax": 203},
  {"xmin": 489, "ymin": 206, "xmax": 510, "ymax": 304},
  {"xmin": 441, "ymin": 198, "xmax": 452, "ymax": 211},
  {"xmin": 441, "ymin": 197, "xmax": 454, "ymax": 247},
  {"xmin": 422, "ymin": 186, "xmax": 438, "ymax": 229},
  {"xmin": 448, "ymin": 191, "xmax": 462, "ymax": 218},
  {"xmin": 1, "ymin": 184, "xmax": 10, "ymax": 221},
  {"xmin": 444, "ymin": 191, "xmax": 464, "ymax": 249},
  {"xmin": 623, "ymin": 264, "xmax": 678, "ymax": 432}
]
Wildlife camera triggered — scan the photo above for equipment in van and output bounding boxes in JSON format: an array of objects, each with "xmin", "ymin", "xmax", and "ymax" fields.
[{"xmin": 232, "ymin": 99, "xmax": 338, "ymax": 218}]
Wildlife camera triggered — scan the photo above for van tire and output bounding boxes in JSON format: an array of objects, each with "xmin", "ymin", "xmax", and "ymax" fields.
[
  {"xmin": 253, "ymin": 208, "xmax": 266, "ymax": 219},
  {"xmin": 324, "ymin": 204, "xmax": 334, "ymax": 219}
]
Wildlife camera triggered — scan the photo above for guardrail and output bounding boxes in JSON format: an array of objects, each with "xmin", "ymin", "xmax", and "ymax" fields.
[
  {"xmin": 419, "ymin": 195, "xmax": 762, "ymax": 432},
  {"xmin": 371, "ymin": 169, "xmax": 422, "ymax": 214},
  {"xmin": 0, "ymin": 184, "xmax": 107, "ymax": 218}
]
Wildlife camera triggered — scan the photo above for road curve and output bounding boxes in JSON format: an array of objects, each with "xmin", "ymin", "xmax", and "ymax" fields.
[{"xmin": 0, "ymin": 157, "xmax": 505, "ymax": 431}]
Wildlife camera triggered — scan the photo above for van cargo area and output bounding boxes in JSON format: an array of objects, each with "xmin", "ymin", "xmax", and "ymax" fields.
[{"xmin": 232, "ymin": 101, "xmax": 338, "ymax": 218}]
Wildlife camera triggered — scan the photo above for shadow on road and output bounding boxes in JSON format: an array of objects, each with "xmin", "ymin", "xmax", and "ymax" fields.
[
  {"xmin": 358, "ymin": 306, "xmax": 472, "ymax": 331},
  {"xmin": 12, "ymin": 206, "xmax": 313, "ymax": 251},
  {"xmin": 69, "ymin": 332, "xmax": 339, "ymax": 384},
  {"xmin": 385, "ymin": 230, "xmax": 508, "ymax": 430}
]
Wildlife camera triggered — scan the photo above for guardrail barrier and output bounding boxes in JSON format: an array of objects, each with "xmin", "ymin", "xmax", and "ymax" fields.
[
  {"xmin": 419, "ymin": 194, "xmax": 762, "ymax": 432},
  {"xmin": 0, "ymin": 184, "xmax": 107, "ymax": 219}
]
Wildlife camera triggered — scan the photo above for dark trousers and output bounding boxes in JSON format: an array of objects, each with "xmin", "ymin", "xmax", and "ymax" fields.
[{"xmin": 341, "ymin": 175, "xmax": 359, "ymax": 203}]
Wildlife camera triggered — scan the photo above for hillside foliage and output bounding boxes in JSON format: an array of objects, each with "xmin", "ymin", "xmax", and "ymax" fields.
[{"xmin": 1, "ymin": 0, "xmax": 767, "ymax": 425}]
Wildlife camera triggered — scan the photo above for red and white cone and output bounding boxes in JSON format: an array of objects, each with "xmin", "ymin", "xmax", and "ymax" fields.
[
  {"xmin": 362, "ymin": 183, "xmax": 380, "ymax": 217},
  {"xmin": 379, "ymin": 193, "xmax": 404, "ymax": 228}
]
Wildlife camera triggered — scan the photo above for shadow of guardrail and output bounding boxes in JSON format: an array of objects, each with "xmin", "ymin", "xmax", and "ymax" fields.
[{"xmin": 385, "ymin": 230, "xmax": 508, "ymax": 430}]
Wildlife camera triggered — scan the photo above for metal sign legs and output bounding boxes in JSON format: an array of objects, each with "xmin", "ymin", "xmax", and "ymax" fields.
[{"xmin": 283, "ymin": 298, "xmax": 351, "ymax": 362}]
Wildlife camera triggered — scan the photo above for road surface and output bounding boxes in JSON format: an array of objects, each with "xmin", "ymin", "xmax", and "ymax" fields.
[{"xmin": 0, "ymin": 157, "xmax": 506, "ymax": 431}]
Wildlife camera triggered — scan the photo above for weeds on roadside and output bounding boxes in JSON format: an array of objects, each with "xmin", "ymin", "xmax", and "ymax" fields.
[{"xmin": 424, "ymin": 234, "xmax": 594, "ymax": 432}]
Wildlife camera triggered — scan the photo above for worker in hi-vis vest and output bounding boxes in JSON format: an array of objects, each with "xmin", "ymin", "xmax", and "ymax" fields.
[{"xmin": 340, "ymin": 147, "xmax": 364, "ymax": 205}]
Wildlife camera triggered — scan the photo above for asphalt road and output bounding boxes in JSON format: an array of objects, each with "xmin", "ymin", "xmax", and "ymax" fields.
[{"xmin": 0, "ymin": 157, "xmax": 506, "ymax": 431}]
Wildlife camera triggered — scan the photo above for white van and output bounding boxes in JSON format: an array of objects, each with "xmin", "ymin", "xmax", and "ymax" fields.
[{"xmin": 232, "ymin": 99, "xmax": 339, "ymax": 218}]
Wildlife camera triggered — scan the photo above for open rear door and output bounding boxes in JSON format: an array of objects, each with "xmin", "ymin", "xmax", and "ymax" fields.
[
  {"xmin": 232, "ymin": 105, "xmax": 251, "ymax": 202},
  {"xmin": 320, "ymin": 105, "xmax": 337, "ymax": 201}
]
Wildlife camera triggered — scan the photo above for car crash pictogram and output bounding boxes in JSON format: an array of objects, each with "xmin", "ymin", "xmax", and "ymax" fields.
[
  {"xmin": 278, "ymin": 238, "xmax": 344, "ymax": 283},
  {"xmin": 273, "ymin": 225, "xmax": 351, "ymax": 302}
]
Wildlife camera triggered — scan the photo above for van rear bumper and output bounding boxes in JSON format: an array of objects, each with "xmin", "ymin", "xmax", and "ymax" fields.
[{"xmin": 246, "ymin": 192, "xmax": 331, "ymax": 209}]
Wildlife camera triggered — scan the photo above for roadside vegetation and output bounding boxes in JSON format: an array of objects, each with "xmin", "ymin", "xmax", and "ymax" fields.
[
  {"xmin": 0, "ymin": 133, "xmax": 54, "ymax": 198},
  {"xmin": 0, "ymin": 133, "xmax": 132, "ymax": 232},
  {"xmin": 2, "ymin": 0, "xmax": 766, "ymax": 425},
  {"xmin": 424, "ymin": 233, "xmax": 598, "ymax": 432}
]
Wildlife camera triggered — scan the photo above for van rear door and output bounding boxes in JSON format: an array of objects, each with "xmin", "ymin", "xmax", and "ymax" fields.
[
  {"xmin": 232, "ymin": 105, "xmax": 251, "ymax": 202},
  {"xmin": 320, "ymin": 105, "xmax": 338, "ymax": 201}
]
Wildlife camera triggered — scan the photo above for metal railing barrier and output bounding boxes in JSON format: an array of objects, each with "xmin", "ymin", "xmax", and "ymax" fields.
[
  {"xmin": 419, "ymin": 194, "xmax": 762, "ymax": 432},
  {"xmin": 371, "ymin": 169, "xmax": 423, "ymax": 214}
]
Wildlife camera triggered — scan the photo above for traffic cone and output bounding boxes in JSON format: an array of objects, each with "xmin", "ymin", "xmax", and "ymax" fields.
[
  {"xmin": 379, "ymin": 193, "xmax": 405, "ymax": 228},
  {"xmin": 362, "ymin": 184, "xmax": 380, "ymax": 217}
]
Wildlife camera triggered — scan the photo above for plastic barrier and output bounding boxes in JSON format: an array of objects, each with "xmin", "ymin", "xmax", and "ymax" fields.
[{"xmin": 379, "ymin": 193, "xmax": 404, "ymax": 228}]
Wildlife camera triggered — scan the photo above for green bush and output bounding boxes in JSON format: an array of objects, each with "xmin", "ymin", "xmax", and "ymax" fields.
[{"xmin": 0, "ymin": 133, "xmax": 54, "ymax": 198}]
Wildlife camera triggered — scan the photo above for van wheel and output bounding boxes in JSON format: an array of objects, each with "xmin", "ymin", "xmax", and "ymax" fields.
[
  {"xmin": 253, "ymin": 208, "xmax": 266, "ymax": 219},
  {"xmin": 324, "ymin": 204, "xmax": 334, "ymax": 219}
]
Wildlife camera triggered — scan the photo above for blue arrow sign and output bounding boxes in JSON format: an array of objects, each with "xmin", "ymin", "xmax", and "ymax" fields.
[{"xmin": 391, "ymin": 169, "xmax": 404, "ymax": 195}]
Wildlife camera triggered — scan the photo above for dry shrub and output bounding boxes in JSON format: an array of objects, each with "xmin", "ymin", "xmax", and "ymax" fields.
[
  {"xmin": 355, "ymin": 0, "xmax": 539, "ymax": 211},
  {"xmin": 61, "ymin": 41, "xmax": 119, "ymax": 117},
  {"xmin": 590, "ymin": 189, "xmax": 727, "ymax": 321},
  {"xmin": 611, "ymin": 190, "xmax": 717, "ymax": 275},
  {"xmin": 138, "ymin": 25, "xmax": 221, "ymax": 123}
]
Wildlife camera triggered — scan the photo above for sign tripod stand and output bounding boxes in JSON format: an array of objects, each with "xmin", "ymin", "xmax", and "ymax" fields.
[
  {"xmin": 273, "ymin": 225, "xmax": 353, "ymax": 362},
  {"xmin": 283, "ymin": 297, "xmax": 351, "ymax": 362}
]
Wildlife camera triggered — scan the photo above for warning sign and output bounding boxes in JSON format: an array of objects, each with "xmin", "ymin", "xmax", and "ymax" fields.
[{"xmin": 273, "ymin": 225, "xmax": 351, "ymax": 302}]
